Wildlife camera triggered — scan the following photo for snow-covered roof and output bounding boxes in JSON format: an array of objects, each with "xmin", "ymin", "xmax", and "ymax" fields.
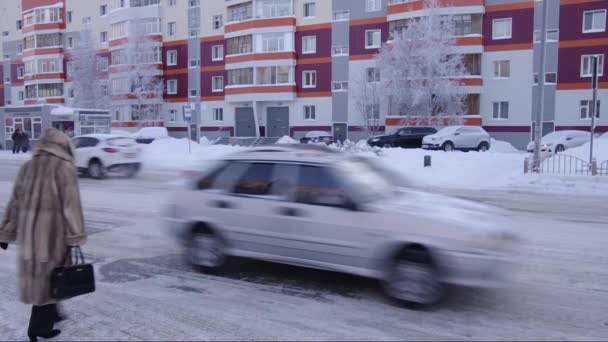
[{"xmin": 50, "ymin": 106, "xmax": 75, "ymax": 115}]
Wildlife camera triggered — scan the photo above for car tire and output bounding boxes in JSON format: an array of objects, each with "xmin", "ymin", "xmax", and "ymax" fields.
[
  {"xmin": 382, "ymin": 247, "xmax": 443, "ymax": 308},
  {"xmin": 383, "ymin": 143, "xmax": 393, "ymax": 148},
  {"xmin": 555, "ymin": 145, "xmax": 565, "ymax": 153},
  {"xmin": 88, "ymin": 160, "xmax": 106, "ymax": 180},
  {"xmin": 442, "ymin": 141, "xmax": 454, "ymax": 152},
  {"xmin": 124, "ymin": 164, "xmax": 139, "ymax": 178},
  {"xmin": 478, "ymin": 142, "xmax": 490, "ymax": 152},
  {"xmin": 188, "ymin": 226, "xmax": 227, "ymax": 273}
]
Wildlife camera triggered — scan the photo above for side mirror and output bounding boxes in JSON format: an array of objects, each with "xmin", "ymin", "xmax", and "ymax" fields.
[
  {"xmin": 566, "ymin": 137, "xmax": 573, "ymax": 141},
  {"xmin": 454, "ymin": 132, "xmax": 461, "ymax": 136}
]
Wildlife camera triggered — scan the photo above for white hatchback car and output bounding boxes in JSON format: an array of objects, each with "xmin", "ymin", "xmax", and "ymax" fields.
[
  {"xmin": 526, "ymin": 130, "xmax": 591, "ymax": 154},
  {"xmin": 165, "ymin": 145, "xmax": 516, "ymax": 307},
  {"xmin": 72, "ymin": 134, "xmax": 142, "ymax": 179},
  {"xmin": 422, "ymin": 126, "xmax": 491, "ymax": 152}
]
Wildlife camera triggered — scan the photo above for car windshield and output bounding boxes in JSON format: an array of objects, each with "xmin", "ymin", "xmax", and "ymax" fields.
[
  {"xmin": 335, "ymin": 158, "xmax": 395, "ymax": 203},
  {"xmin": 107, "ymin": 137, "xmax": 137, "ymax": 147}
]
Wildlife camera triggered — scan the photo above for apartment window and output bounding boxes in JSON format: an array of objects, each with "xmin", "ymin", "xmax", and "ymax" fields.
[
  {"xmin": 332, "ymin": 81, "xmax": 348, "ymax": 92},
  {"xmin": 189, "ymin": 89, "xmax": 199, "ymax": 97},
  {"xmin": 367, "ymin": 67, "xmax": 380, "ymax": 83},
  {"xmin": 304, "ymin": 2, "xmax": 316, "ymax": 18},
  {"xmin": 136, "ymin": 18, "xmax": 161, "ymax": 35},
  {"xmin": 332, "ymin": 46, "xmax": 349, "ymax": 56},
  {"xmin": 100, "ymin": 31, "xmax": 108, "ymax": 43},
  {"xmin": 167, "ymin": 50, "xmax": 177, "ymax": 66},
  {"xmin": 545, "ymin": 72, "xmax": 557, "ymax": 84},
  {"xmin": 302, "ymin": 36, "xmax": 317, "ymax": 54},
  {"xmin": 167, "ymin": 80, "xmax": 178, "ymax": 94},
  {"xmin": 365, "ymin": 30, "xmax": 381, "ymax": 49},
  {"xmin": 228, "ymin": 2, "xmax": 253, "ymax": 22},
  {"xmin": 67, "ymin": 37, "xmax": 73, "ymax": 49},
  {"xmin": 100, "ymin": 5, "xmax": 108, "ymax": 16},
  {"xmin": 130, "ymin": 0, "xmax": 161, "ymax": 6},
  {"xmin": 581, "ymin": 54, "xmax": 604, "ymax": 77},
  {"xmin": 36, "ymin": 33, "xmax": 62, "ymax": 48},
  {"xmin": 169, "ymin": 0, "xmax": 176, "ymax": 5},
  {"xmin": 580, "ymin": 100, "xmax": 600, "ymax": 119},
  {"xmin": 260, "ymin": 32, "xmax": 286, "ymax": 52},
  {"xmin": 583, "ymin": 10, "xmax": 606, "ymax": 33},
  {"xmin": 213, "ymin": 15, "xmax": 223, "ymax": 30},
  {"xmin": 213, "ymin": 108, "xmax": 224, "ymax": 121},
  {"xmin": 212, "ymin": 76, "xmax": 224, "ymax": 92},
  {"xmin": 493, "ymin": 60, "xmax": 510, "ymax": 78},
  {"xmin": 2, "ymin": 31, "xmax": 8, "ymax": 37},
  {"xmin": 333, "ymin": 10, "xmax": 349, "ymax": 21},
  {"xmin": 37, "ymin": 59, "xmax": 62, "ymax": 73},
  {"xmin": 255, "ymin": 0, "xmax": 292, "ymax": 19},
  {"xmin": 110, "ymin": 21, "xmax": 128, "ymax": 38},
  {"xmin": 212, "ymin": 45, "xmax": 224, "ymax": 61},
  {"xmin": 17, "ymin": 43, "xmax": 23, "ymax": 53},
  {"xmin": 492, "ymin": 101, "xmax": 509, "ymax": 119},
  {"xmin": 228, "ymin": 68, "xmax": 254, "ymax": 85},
  {"xmin": 366, "ymin": 104, "xmax": 380, "ymax": 119},
  {"xmin": 257, "ymin": 66, "xmax": 291, "ymax": 84},
  {"xmin": 189, "ymin": 30, "xmax": 199, "ymax": 38},
  {"xmin": 97, "ymin": 57, "xmax": 109, "ymax": 72},
  {"xmin": 366, "ymin": 0, "xmax": 381, "ymax": 12},
  {"xmin": 82, "ymin": 17, "xmax": 92, "ymax": 25},
  {"xmin": 18, "ymin": 91, "xmax": 24, "ymax": 101},
  {"xmin": 100, "ymin": 84, "xmax": 109, "ymax": 96},
  {"xmin": 304, "ymin": 106, "xmax": 316, "ymax": 120},
  {"xmin": 492, "ymin": 18, "xmax": 512, "ymax": 40},
  {"xmin": 16, "ymin": 20, "xmax": 22, "ymax": 30},
  {"xmin": 17, "ymin": 67, "xmax": 24, "ymax": 79},
  {"xmin": 533, "ymin": 29, "xmax": 559, "ymax": 43},
  {"xmin": 189, "ymin": 0, "xmax": 200, "ymax": 7},
  {"xmin": 69, "ymin": 88, "xmax": 75, "ymax": 98},
  {"xmin": 189, "ymin": 59, "xmax": 200, "ymax": 68},
  {"xmin": 168, "ymin": 22, "xmax": 176, "ymax": 36},
  {"xmin": 452, "ymin": 14, "xmax": 472, "ymax": 36},
  {"xmin": 303, "ymin": 70, "xmax": 317, "ymax": 88},
  {"xmin": 226, "ymin": 35, "xmax": 252, "ymax": 55},
  {"xmin": 169, "ymin": 109, "xmax": 177, "ymax": 122},
  {"xmin": 67, "ymin": 11, "xmax": 72, "ymax": 23}
]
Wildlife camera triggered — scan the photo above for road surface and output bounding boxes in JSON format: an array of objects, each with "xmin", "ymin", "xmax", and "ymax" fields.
[{"xmin": 0, "ymin": 159, "xmax": 607, "ymax": 341}]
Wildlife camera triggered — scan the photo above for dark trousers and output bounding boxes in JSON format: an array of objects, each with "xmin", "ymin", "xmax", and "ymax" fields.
[
  {"xmin": 28, "ymin": 304, "xmax": 58, "ymax": 335},
  {"xmin": 12, "ymin": 143, "xmax": 20, "ymax": 154}
]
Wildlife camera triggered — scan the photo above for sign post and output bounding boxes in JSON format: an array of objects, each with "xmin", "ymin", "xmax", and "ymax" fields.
[
  {"xmin": 183, "ymin": 104, "xmax": 193, "ymax": 154},
  {"xmin": 589, "ymin": 56, "xmax": 599, "ymax": 166}
]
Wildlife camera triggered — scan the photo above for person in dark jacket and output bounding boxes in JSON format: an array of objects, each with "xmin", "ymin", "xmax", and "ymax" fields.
[
  {"xmin": 21, "ymin": 131, "xmax": 30, "ymax": 153},
  {"xmin": 12, "ymin": 129, "xmax": 23, "ymax": 154}
]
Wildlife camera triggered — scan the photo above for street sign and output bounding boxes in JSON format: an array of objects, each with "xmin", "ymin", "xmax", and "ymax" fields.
[{"xmin": 183, "ymin": 104, "xmax": 192, "ymax": 122}]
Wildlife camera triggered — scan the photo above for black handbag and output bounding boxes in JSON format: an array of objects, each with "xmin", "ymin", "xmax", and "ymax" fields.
[{"xmin": 50, "ymin": 247, "xmax": 96, "ymax": 300}]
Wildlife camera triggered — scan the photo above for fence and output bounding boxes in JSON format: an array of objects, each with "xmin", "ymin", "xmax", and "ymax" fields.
[
  {"xmin": 599, "ymin": 160, "xmax": 608, "ymax": 176},
  {"xmin": 524, "ymin": 154, "xmax": 606, "ymax": 176}
]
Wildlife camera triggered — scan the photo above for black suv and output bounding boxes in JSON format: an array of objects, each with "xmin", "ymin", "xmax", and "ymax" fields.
[{"xmin": 368, "ymin": 127, "xmax": 437, "ymax": 148}]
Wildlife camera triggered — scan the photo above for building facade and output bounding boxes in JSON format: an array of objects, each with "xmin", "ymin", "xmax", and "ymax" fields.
[{"xmin": 1, "ymin": 0, "xmax": 606, "ymax": 149}]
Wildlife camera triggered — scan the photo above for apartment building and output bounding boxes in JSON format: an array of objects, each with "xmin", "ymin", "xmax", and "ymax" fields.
[{"xmin": 1, "ymin": 0, "xmax": 606, "ymax": 149}]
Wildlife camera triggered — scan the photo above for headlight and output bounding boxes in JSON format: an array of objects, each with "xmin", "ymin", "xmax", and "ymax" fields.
[
  {"xmin": 370, "ymin": 138, "xmax": 379, "ymax": 142},
  {"xmin": 542, "ymin": 143, "xmax": 554, "ymax": 147}
]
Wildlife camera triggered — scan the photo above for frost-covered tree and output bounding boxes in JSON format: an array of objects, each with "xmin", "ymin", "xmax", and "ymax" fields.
[
  {"xmin": 353, "ymin": 69, "xmax": 383, "ymax": 138},
  {"xmin": 374, "ymin": 0, "xmax": 467, "ymax": 126},
  {"xmin": 68, "ymin": 25, "xmax": 109, "ymax": 109}
]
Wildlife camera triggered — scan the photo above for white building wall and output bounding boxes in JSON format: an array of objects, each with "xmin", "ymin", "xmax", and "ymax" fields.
[{"xmin": 555, "ymin": 89, "xmax": 608, "ymax": 128}]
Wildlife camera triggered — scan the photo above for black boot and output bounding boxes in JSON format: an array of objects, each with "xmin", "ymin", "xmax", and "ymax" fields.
[{"xmin": 28, "ymin": 329, "xmax": 61, "ymax": 342}]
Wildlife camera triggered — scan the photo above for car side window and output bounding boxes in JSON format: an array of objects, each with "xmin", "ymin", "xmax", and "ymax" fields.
[
  {"xmin": 232, "ymin": 162, "xmax": 276, "ymax": 196},
  {"xmin": 80, "ymin": 138, "xmax": 98, "ymax": 148},
  {"xmin": 72, "ymin": 138, "xmax": 82, "ymax": 149},
  {"xmin": 398, "ymin": 129, "xmax": 411, "ymax": 136},
  {"xmin": 294, "ymin": 165, "xmax": 348, "ymax": 208},
  {"xmin": 208, "ymin": 161, "xmax": 250, "ymax": 192},
  {"xmin": 196, "ymin": 162, "xmax": 229, "ymax": 190}
]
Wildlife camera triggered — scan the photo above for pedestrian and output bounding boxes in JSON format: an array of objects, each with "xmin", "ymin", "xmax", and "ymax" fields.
[
  {"xmin": 12, "ymin": 129, "xmax": 22, "ymax": 154},
  {"xmin": 0, "ymin": 128, "xmax": 87, "ymax": 342},
  {"xmin": 21, "ymin": 131, "xmax": 30, "ymax": 153}
]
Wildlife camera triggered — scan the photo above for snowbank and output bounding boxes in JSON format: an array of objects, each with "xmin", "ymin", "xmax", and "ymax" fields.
[
  {"xmin": 131, "ymin": 127, "xmax": 169, "ymax": 139},
  {"xmin": 140, "ymin": 138, "xmax": 243, "ymax": 171},
  {"xmin": 276, "ymin": 136, "xmax": 298, "ymax": 144},
  {"xmin": 490, "ymin": 138, "xmax": 519, "ymax": 153},
  {"xmin": 560, "ymin": 138, "xmax": 608, "ymax": 162}
]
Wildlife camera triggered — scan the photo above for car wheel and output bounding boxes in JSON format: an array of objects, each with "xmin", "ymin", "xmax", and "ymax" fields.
[
  {"xmin": 555, "ymin": 145, "xmax": 565, "ymax": 153},
  {"xmin": 478, "ymin": 142, "xmax": 490, "ymax": 152},
  {"xmin": 188, "ymin": 226, "xmax": 227, "ymax": 273},
  {"xmin": 124, "ymin": 164, "xmax": 139, "ymax": 178},
  {"xmin": 442, "ymin": 142, "xmax": 454, "ymax": 152},
  {"xmin": 382, "ymin": 247, "xmax": 443, "ymax": 308},
  {"xmin": 383, "ymin": 143, "xmax": 393, "ymax": 148},
  {"xmin": 88, "ymin": 160, "xmax": 106, "ymax": 180}
]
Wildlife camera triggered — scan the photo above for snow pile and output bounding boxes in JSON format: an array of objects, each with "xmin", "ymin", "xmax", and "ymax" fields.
[
  {"xmin": 328, "ymin": 140, "xmax": 381, "ymax": 154},
  {"xmin": 140, "ymin": 138, "xmax": 243, "ymax": 171},
  {"xmin": 131, "ymin": 127, "xmax": 169, "ymax": 139},
  {"xmin": 276, "ymin": 136, "xmax": 298, "ymax": 144},
  {"xmin": 558, "ymin": 138, "xmax": 608, "ymax": 162},
  {"xmin": 199, "ymin": 136, "xmax": 211, "ymax": 146},
  {"xmin": 490, "ymin": 139, "xmax": 519, "ymax": 153}
]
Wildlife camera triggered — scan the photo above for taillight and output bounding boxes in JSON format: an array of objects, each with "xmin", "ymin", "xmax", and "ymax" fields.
[{"xmin": 103, "ymin": 147, "xmax": 119, "ymax": 153}]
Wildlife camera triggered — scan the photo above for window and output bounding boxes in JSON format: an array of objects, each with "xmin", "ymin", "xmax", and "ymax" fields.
[
  {"xmin": 228, "ymin": 68, "xmax": 254, "ymax": 85},
  {"xmin": 333, "ymin": 10, "xmax": 349, "ymax": 21},
  {"xmin": 212, "ymin": 76, "xmax": 224, "ymax": 92},
  {"xmin": 168, "ymin": 22, "xmax": 176, "ymax": 36},
  {"xmin": 100, "ymin": 4, "xmax": 108, "ymax": 16},
  {"xmin": 100, "ymin": 31, "xmax": 108, "ymax": 43},
  {"xmin": 110, "ymin": 21, "xmax": 128, "ymax": 38},
  {"xmin": 302, "ymin": 36, "xmax": 316, "ymax": 54},
  {"xmin": 492, "ymin": 18, "xmax": 512, "ymax": 40},
  {"xmin": 82, "ymin": 17, "xmax": 92, "ymax": 25},
  {"xmin": 303, "ymin": 70, "xmax": 317, "ymax": 88},
  {"xmin": 16, "ymin": 20, "xmax": 22, "ymax": 30},
  {"xmin": 304, "ymin": 2, "xmax": 316, "ymax": 18},
  {"xmin": 260, "ymin": 32, "xmax": 286, "ymax": 52},
  {"xmin": 189, "ymin": 30, "xmax": 199, "ymax": 38},
  {"xmin": 226, "ymin": 35, "xmax": 252, "ymax": 55},
  {"xmin": 167, "ymin": 80, "xmax": 177, "ymax": 94},
  {"xmin": 257, "ymin": 66, "xmax": 291, "ymax": 84},
  {"xmin": 212, "ymin": 45, "xmax": 224, "ymax": 61},
  {"xmin": 366, "ymin": 104, "xmax": 380, "ymax": 118},
  {"xmin": 534, "ymin": 29, "xmax": 559, "ymax": 43},
  {"xmin": 67, "ymin": 11, "xmax": 73, "ymax": 23},
  {"xmin": 583, "ymin": 10, "xmax": 606, "ymax": 33},
  {"xmin": 18, "ymin": 91, "xmax": 24, "ymax": 101},
  {"xmin": 69, "ymin": 88, "xmax": 75, "ymax": 98},
  {"xmin": 452, "ymin": 14, "xmax": 472, "ymax": 36},
  {"xmin": 189, "ymin": 59, "xmax": 200, "ymax": 68},
  {"xmin": 213, "ymin": 108, "xmax": 224, "ymax": 121},
  {"xmin": 136, "ymin": 18, "xmax": 161, "ymax": 34},
  {"xmin": 295, "ymin": 166, "xmax": 348, "ymax": 208},
  {"xmin": 97, "ymin": 57, "xmax": 109, "ymax": 72},
  {"xmin": 169, "ymin": 0, "xmax": 176, "ymax": 5},
  {"xmin": 580, "ymin": 100, "xmax": 600, "ymax": 119},
  {"xmin": 67, "ymin": 37, "xmax": 73, "ymax": 49},
  {"xmin": 332, "ymin": 46, "xmax": 349, "ymax": 56},
  {"xmin": 2, "ymin": 31, "xmax": 9, "ymax": 37},
  {"xmin": 581, "ymin": 54, "xmax": 604, "ymax": 77},
  {"xmin": 130, "ymin": 0, "xmax": 161, "ymax": 6},
  {"xmin": 545, "ymin": 72, "xmax": 557, "ymax": 84},
  {"xmin": 17, "ymin": 44, "xmax": 23, "ymax": 53},
  {"xmin": 493, "ymin": 60, "xmax": 510, "ymax": 78},
  {"xmin": 332, "ymin": 81, "xmax": 348, "ymax": 91},
  {"xmin": 366, "ymin": 67, "xmax": 380, "ymax": 82},
  {"xmin": 255, "ymin": 0, "xmax": 292, "ymax": 19},
  {"xmin": 228, "ymin": 2, "xmax": 253, "ymax": 22},
  {"xmin": 36, "ymin": 33, "xmax": 62, "ymax": 48},
  {"xmin": 5, "ymin": 117, "xmax": 43, "ymax": 139},
  {"xmin": 167, "ymin": 50, "xmax": 177, "ymax": 66},
  {"xmin": 304, "ymin": 105, "xmax": 316, "ymax": 120},
  {"xmin": 213, "ymin": 15, "xmax": 223, "ymax": 30},
  {"xmin": 17, "ymin": 67, "xmax": 24, "ymax": 79},
  {"xmin": 365, "ymin": 30, "xmax": 381, "ymax": 49},
  {"xmin": 492, "ymin": 101, "xmax": 509, "ymax": 119},
  {"xmin": 366, "ymin": 0, "xmax": 381, "ymax": 12},
  {"xmin": 169, "ymin": 109, "xmax": 177, "ymax": 122},
  {"xmin": 189, "ymin": 89, "xmax": 199, "ymax": 97},
  {"xmin": 189, "ymin": 0, "xmax": 200, "ymax": 7},
  {"xmin": 232, "ymin": 163, "xmax": 277, "ymax": 196}
]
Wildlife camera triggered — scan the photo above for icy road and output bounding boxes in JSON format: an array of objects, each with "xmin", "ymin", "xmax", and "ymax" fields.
[{"xmin": 0, "ymin": 160, "xmax": 607, "ymax": 341}]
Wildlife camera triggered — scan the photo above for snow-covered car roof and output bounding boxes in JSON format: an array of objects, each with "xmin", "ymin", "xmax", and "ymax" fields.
[
  {"xmin": 305, "ymin": 131, "xmax": 332, "ymax": 138},
  {"xmin": 131, "ymin": 127, "xmax": 169, "ymax": 139},
  {"xmin": 75, "ymin": 134, "xmax": 135, "ymax": 141},
  {"xmin": 542, "ymin": 130, "xmax": 590, "ymax": 142},
  {"xmin": 434, "ymin": 126, "xmax": 463, "ymax": 135}
]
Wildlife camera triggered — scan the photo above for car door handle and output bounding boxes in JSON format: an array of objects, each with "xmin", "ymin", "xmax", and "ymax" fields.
[
  {"xmin": 278, "ymin": 207, "xmax": 302, "ymax": 217},
  {"xmin": 212, "ymin": 200, "xmax": 234, "ymax": 209}
]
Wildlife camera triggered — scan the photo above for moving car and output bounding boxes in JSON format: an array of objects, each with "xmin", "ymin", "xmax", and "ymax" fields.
[
  {"xmin": 422, "ymin": 126, "xmax": 491, "ymax": 152},
  {"xmin": 72, "ymin": 134, "xmax": 142, "ymax": 179},
  {"xmin": 526, "ymin": 130, "xmax": 591, "ymax": 154},
  {"xmin": 300, "ymin": 131, "xmax": 334, "ymax": 145},
  {"xmin": 165, "ymin": 145, "xmax": 516, "ymax": 307},
  {"xmin": 368, "ymin": 127, "xmax": 437, "ymax": 148}
]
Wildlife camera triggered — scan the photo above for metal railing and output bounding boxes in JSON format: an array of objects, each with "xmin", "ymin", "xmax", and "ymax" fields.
[
  {"xmin": 599, "ymin": 160, "xmax": 608, "ymax": 176},
  {"xmin": 538, "ymin": 154, "xmax": 593, "ymax": 176}
]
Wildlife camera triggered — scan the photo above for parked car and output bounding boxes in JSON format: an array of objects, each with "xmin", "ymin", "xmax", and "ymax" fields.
[
  {"xmin": 164, "ymin": 145, "xmax": 516, "ymax": 307},
  {"xmin": 72, "ymin": 134, "xmax": 142, "ymax": 179},
  {"xmin": 300, "ymin": 131, "xmax": 334, "ymax": 145},
  {"xmin": 422, "ymin": 126, "xmax": 491, "ymax": 152},
  {"xmin": 526, "ymin": 130, "xmax": 591, "ymax": 154},
  {"xmin": 368, "ymin": 127, "xmax": 437, "ymax": 148},
  {"xmin": 131, "ymin": 127, "xmax": 170, "ymax": 144}
]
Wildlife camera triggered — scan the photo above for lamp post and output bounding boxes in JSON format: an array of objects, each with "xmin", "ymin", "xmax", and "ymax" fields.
[{"xmin": 532, "ymin": 0, "xmax": 548, "ymax": 172}]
